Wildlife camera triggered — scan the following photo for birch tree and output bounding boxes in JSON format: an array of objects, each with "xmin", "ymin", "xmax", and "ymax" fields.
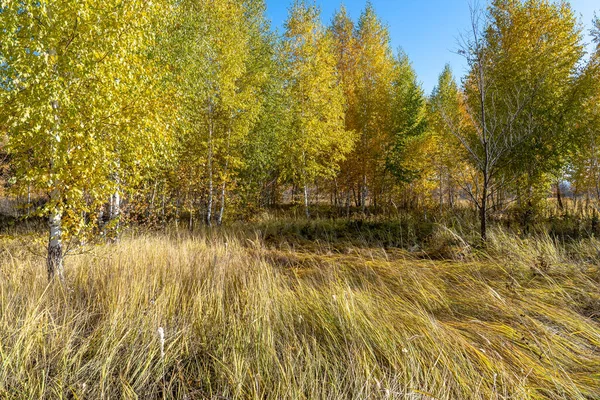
[
  {"xmin": 280, "ymin": 0, "xmax": 353, "ymax": 218},
  {"xmin": 170, "ymin": 0, "xmax": 268, "ymax": 226},
  {"xmin": 330, "ymin": 6, "xmax": 359, "ymax": 210},
  {"xmin": 0, "ymin": 0, "xmax": 167, "ymax": 279},
  {"xmin": 428, "ymin": 65, "xmax": 471, "ymax": 209},
  {"xmin": 353, "ymin": 3, "xmax": 396, "ymax": 211},
  {"xmin": 570, "ymin": 16, "xmax": 600, "ymax": 201},
  {"xmin": 215, "ymin": 0, "xmax": 273, "ymax": 225},
  {"xmin": 445, "ymin": 0, "xmax": 584, "ymax": 240},
  {"xmin": 385, "ymin": 51, "xmax": 428, "ymax": 185}
]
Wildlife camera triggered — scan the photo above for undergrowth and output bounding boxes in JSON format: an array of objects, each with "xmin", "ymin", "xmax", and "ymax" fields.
[{"xmin": 0, "ymin": 225, "xmax": 598, "ymax": 399}]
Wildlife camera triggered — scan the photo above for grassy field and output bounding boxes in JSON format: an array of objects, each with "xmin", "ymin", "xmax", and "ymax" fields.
[{"xmin": 0, "ymin": 221, "xmax": 599, "ymax": 399}]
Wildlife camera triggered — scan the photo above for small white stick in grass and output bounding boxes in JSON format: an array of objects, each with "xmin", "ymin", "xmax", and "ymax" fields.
[
  {"xmin": 158, "ymin": 326, "xmax": 166, "ymax": 399},
  {"xmin": 158, "ymin": 327, "xmax": 165, "ymax": 359}
]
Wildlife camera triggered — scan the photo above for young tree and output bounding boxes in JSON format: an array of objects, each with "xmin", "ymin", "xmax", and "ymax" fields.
[
  {"xmin": 0, "ymin": 0, "xmax": 168, "ymax": 279},
  {"xmin": 570, "ymin": 16, "xmax": 600, "ymax": 201},
  {"xmin": 385, "ymin": 51, "xmax": 428, "ymax": 185},
  {"xmin": 237, "ymin": 37, "xmax": 287, "ymax": 213},
  {"xmin": 169, "ymin": 0, "xmax": 269, "ymax": 227},
  {"xmin": 445, "ymin": 0, "xmax": 584, "ymax": 240},
  {"xmin": 352, "ymin": 3, "xmax": 396, "ymax": 211},
  {"xmin": 215, "ymin": 0, "xmax": 273, "ymax": 225},
  {"xmin": 331, "ymin": 5, "xmax": 428, "ymax": 211},
  {"xmin": 428, "ymin": 65, "xmax": 471, "ymax": 209},
  {"xmin": 491, "ymin": 0, "xmax": 584, "ymax": 216},
  {"xmin": 330, "ymin": 6, "xmax": 359, "ymax": 210},
  {"xmin": 594, "ymin": 15, "xmax": 600, "ymax": 46},
  {"xmin": 280, "ymin": 0, "xmax": 354, "ymax": 218}
]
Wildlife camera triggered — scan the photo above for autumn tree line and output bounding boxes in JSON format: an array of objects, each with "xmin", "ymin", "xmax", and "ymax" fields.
[{"xmin": 0, "ymin": 0, "xmax": 599, "ymax": 279}]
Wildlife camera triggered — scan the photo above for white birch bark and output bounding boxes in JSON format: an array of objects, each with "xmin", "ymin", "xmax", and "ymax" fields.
[
  {"xmin": 304, "ymin": 184, "xmax": 310, "ymax": 218},
  {"xmin": 47, "ymin": 95, "xmax": 64, "ymax": 281},
  {"xmin": 206, "ymin": 100, "xmax": 214, "ymax": 227}
]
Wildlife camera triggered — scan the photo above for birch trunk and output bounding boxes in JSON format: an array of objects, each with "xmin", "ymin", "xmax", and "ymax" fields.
[
  {"xmin": 161, "ymin": 183, "xmax": 166, "ymax": 226},
  {"xmin": 439, "ymin": 174, "xmax": 444, "ymax": 211},
  {"xmin": 47, "ymin": 84, "xmax": 64, "ymax": 281},
  {"xmin": 333, "ymin": 179, "xmax": 339, "ymax": 208},
  {"xmin": 206, "ymin": 103, "xmax": 214, "ymax": 227},
  {"xmin": 109, "ymin": 170, "xmax": 121, "ymax": 242},
  {"xmin": 361, "ymin": 174, "xmax": 367, "ymax": 213},
  {"xmin": 217, "ymin": 127, "xmax": 232, "ymax": 226},
  {"xmin": 217, "ymin": 182, "xmax": 226, "ymax": 226},
  {"xmin": 109, "ymin": 188, "xmax": 121, "ymax": 241},
  {"xmin": 480, "ymin": 183, "xmax": 488, "ymax": 242},
  {"xmin": 97, "ymin": 205, "xmax": 105, "ymax": 231},
  {"xmin": 47, "ymin": 203, "xmax": 64, "ymax": 281},
  {"xmin": 304, "ymin": 184, "xmax": 310, "ymax": 218}
]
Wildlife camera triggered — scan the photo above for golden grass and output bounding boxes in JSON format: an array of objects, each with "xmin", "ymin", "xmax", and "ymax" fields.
[{"xmin": 0, "ymin": 227, "xmax": 598, "ymax": 399}]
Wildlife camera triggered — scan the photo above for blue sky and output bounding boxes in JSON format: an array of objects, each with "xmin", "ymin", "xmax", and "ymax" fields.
[{"xmin": 265, "ymin": 0, "xmax": 598, "ymax": 94}]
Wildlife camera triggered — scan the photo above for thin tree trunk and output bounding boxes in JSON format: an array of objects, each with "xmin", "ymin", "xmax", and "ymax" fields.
[
  {"xmin": 109, "ymin": 189, "xmax": 121, "ymax": 241},
  {"xmin": 206, "ymin": 103, "xmax": 214, "ymax": 227},
  {"xmin": 333, "ymin": 179, "xmax": 338, "ymax": 208},
  {"xmin": 346, "ymin": 190, "xmax": 351, "ymax": 218},
  {"xmin": 478, "ymin": 37, "xmax": 489, "ymax": 243},
  {"xmin": 47, "ymin": 84, "xmax": 64, "ymax": 281},
  {"xmin": 175, "ymin": 196, "xmax": 180, "ymax": 230},
  {"xmin": 47, "ymin": 104, "xmax": 63, "ymax": 279},
  {"xmin": 586, "ymin": 192, "xmax": 590, "ymax": 215},
  {"xmin": 26, "ymin": 185, "xmax": 31, "ymax": 217},
  {"xmin": 47, "ymin": 206, "xmax": 64, "ymax": 281},
  {"xmin": 330, "ymin": 187, "xmax": 334, "ymax": 209},
  {"xmin": 304, "ymin": 184, "xmax": 310, "ymax": 218},
  {"xmin": 217, "ymin": 127, "xmax": 232, "ymax": 226},
  {"xmin": 490, "ymin": 187, "xmax": 497, "ymax": 213},
  {"xmin": 161, "ymin": 182, "xmax": 166, "ymax": 226},
  {"xmin": 217, "ymin": 180, "xmax": 226, "ymax": 226},
  {"xmin": 592, "ymin": 135, "xmax": 600, "ymax": 203},
  {"xmin": 439, "ymin": 174, "xmax": 444, "ymax": 212},
  {"xmin": 373, "ymin": 182, "xmax": 378, "ymax": 210},
  {"xmin": 556, "ymin": 180, "xmax": 564, "ymax": 210},
  {"xmin": 361, "ymin": 174, "xmax": 367, "ymax": 213},
  {"xmin": 594, "ymin": 169, "xmax": 600, "ymax": 203},
  {"xmin": 108, "ymin": 169, "xmax": 121, "ymax": 242},
  {"xmin": 149, "ymin": 180, "xmax": 157, "ymax": 218},
  {"xmin": 480, "ymin": 184, "xmax": 487, "ymax": 242},
  {"xmin": 97, "ymin": 205, "xmax": 105, "ymax": 231}
]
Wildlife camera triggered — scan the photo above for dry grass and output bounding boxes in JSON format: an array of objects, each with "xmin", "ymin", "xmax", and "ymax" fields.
[{"xmin": 0, "ymin": 226, "xmax": 599, "ymax": 399}]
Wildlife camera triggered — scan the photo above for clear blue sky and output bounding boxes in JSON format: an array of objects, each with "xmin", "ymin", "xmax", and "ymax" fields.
[{"xmin": 265, "ymin": 0, "xmax": 598, "ymax": 94}]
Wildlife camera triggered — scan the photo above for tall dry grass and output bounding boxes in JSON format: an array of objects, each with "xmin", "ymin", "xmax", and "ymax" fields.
[{"xmin": 0, "ymin": 226, "xmax": 598, "ymax": 399}]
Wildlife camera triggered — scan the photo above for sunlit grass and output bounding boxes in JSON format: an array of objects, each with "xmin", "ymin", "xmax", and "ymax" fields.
[{"xmin": 0, "ymin": 226, "xmax": 598, "ymax": 399}]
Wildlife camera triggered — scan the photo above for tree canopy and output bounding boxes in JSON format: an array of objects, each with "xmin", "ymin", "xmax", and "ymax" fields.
[{"xmin": 1, "ymin": 0, "xmax": 599, "ymax": 276}]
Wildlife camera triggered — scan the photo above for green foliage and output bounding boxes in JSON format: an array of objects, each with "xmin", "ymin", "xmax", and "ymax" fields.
[
  {"xmin": 483, "ymin": 0, "xmax": 584, "ymax": 186},
  {"xmin": 1, "ymin": 0, "xmax": 599, "ymax": 267},
  {"xmin": 592, "ymin": 14, "xmax": 600, "ymax": 45},
  {"xmin": 164, "ymin": 0, "xmax": 274, "ymax": 223},
  {"xmin": 385, "ymin": 51, "xmax": 428, "ymax": 182},
  {"xmin": 0, "ymin": 0, "xmax": 168, "ymax": 239},
  {"xmin": 279, "ymin": 1, "xmax": 354, "ymax": 186},
  {"xmin": 428, "ymin": 65, "xmax": 469, "ymax": 178}
]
